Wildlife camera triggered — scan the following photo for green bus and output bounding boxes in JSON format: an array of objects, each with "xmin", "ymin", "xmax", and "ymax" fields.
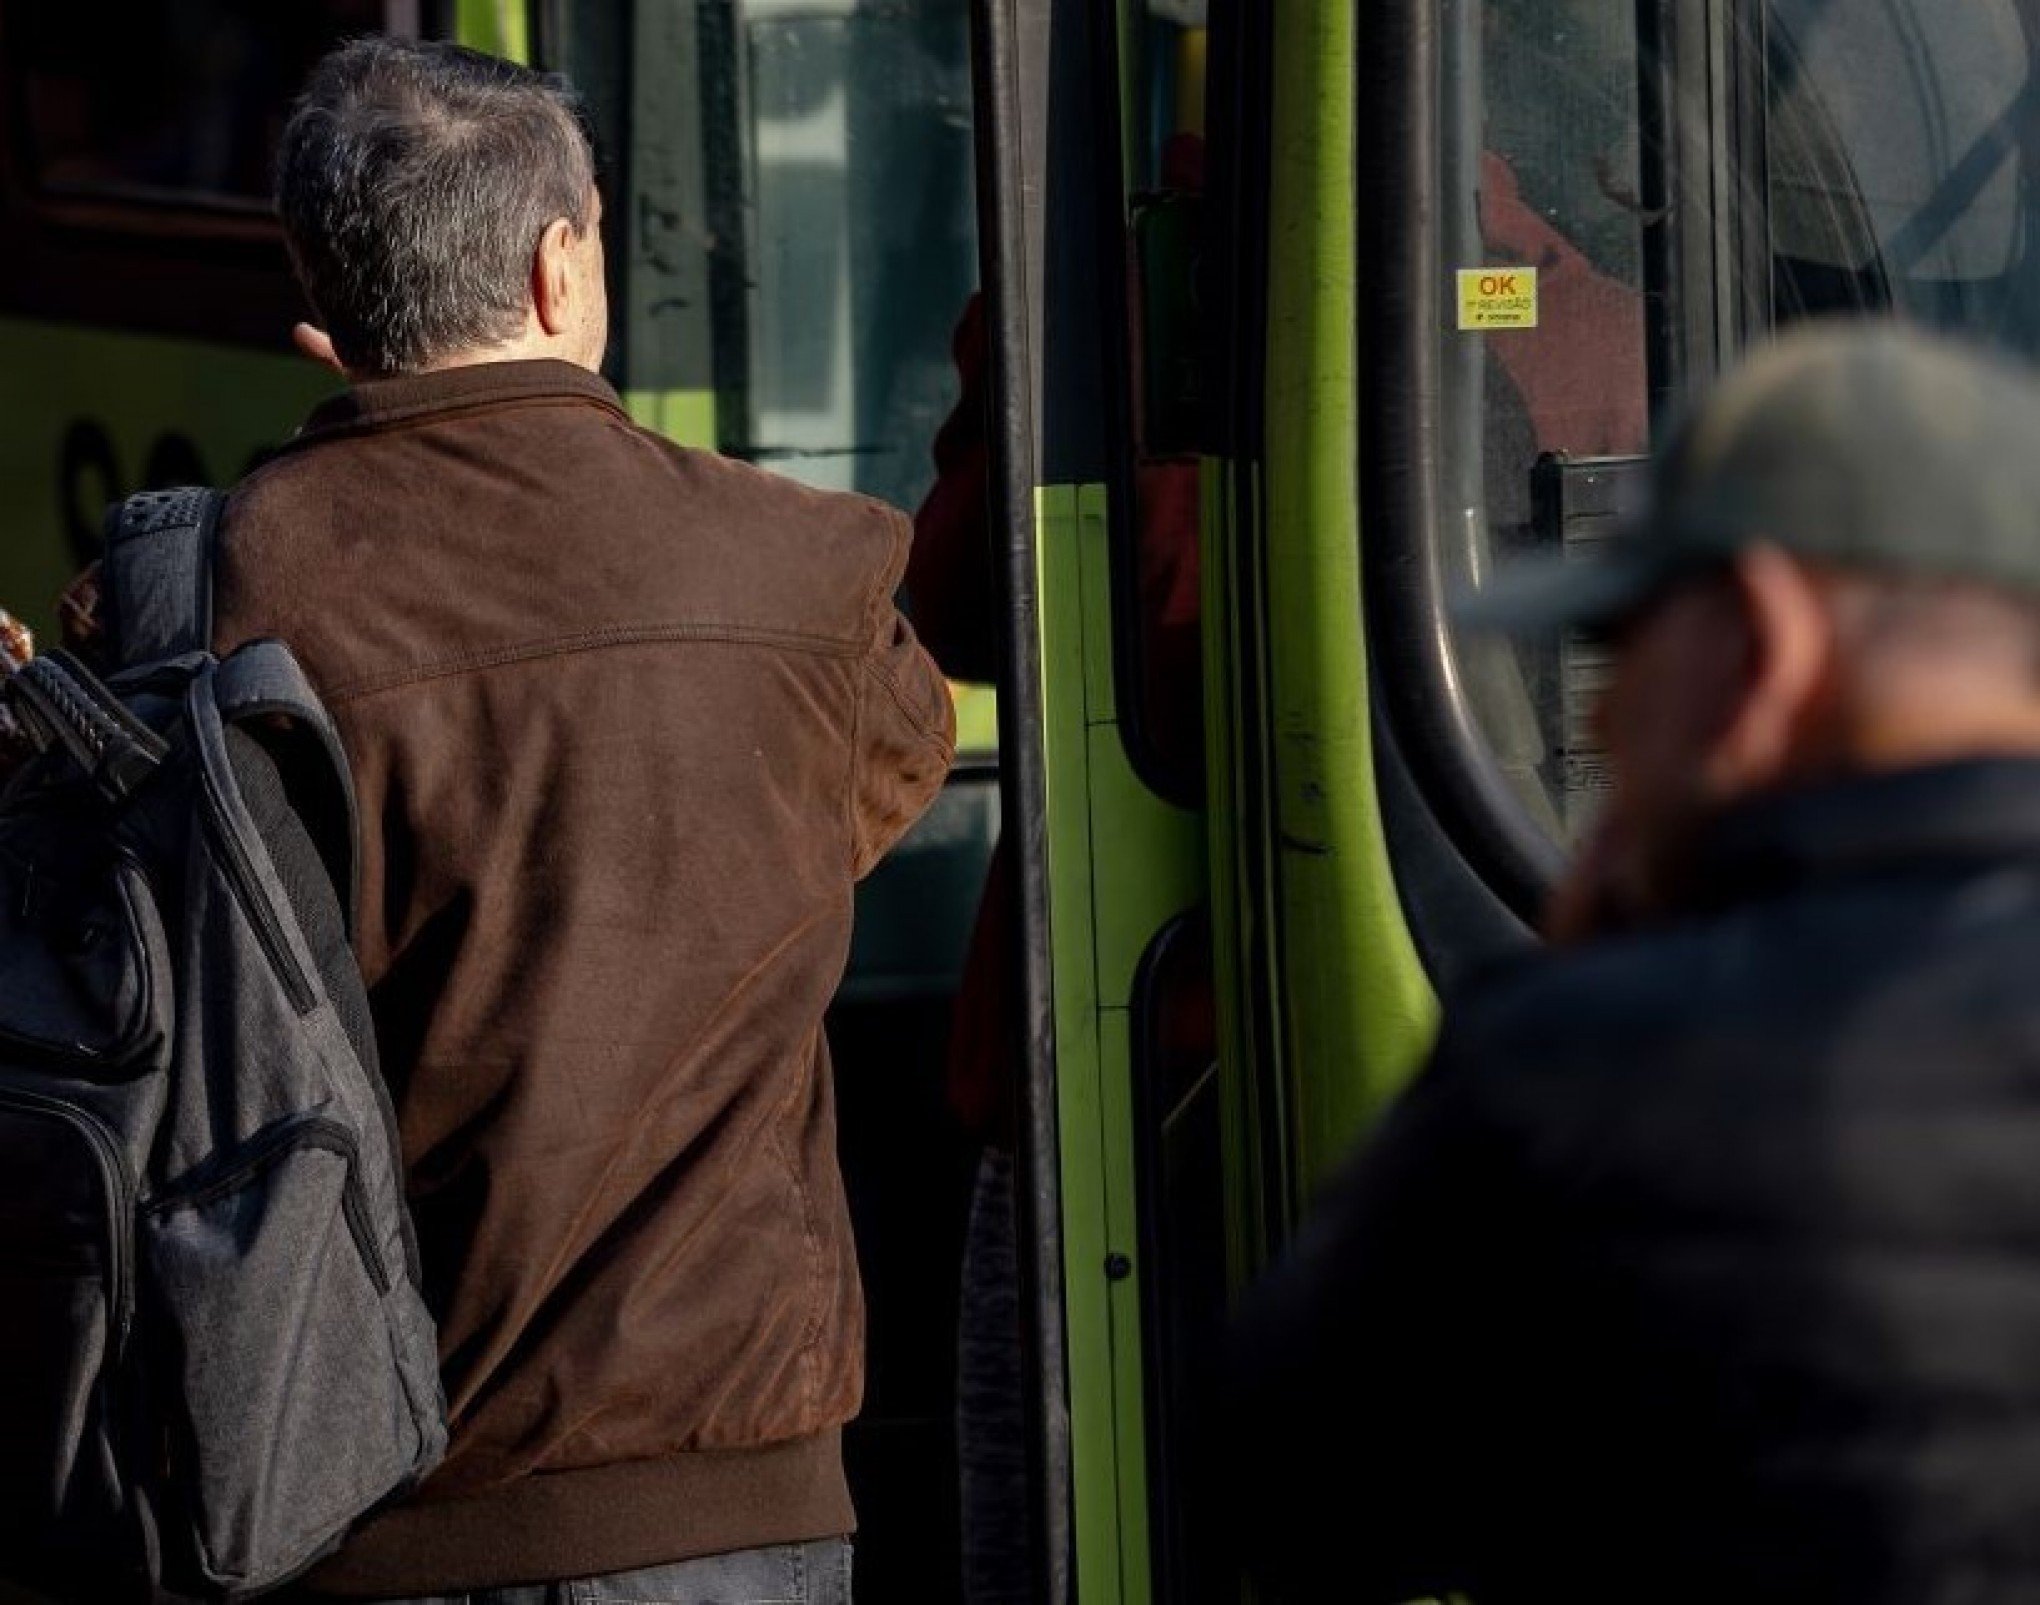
[{"xmin": 1, "ymin": 1, "xmax": 2033, "ymax": 1599}]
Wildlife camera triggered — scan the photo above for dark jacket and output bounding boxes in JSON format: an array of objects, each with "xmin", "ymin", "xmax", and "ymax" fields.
[
  {"xmin": 1228, "ymin": 760, "xmax": 2040, "ymax": 1603},
  {"xmin": 208, "ymin": 361, "xmax": 955, "ymax": 1593}
]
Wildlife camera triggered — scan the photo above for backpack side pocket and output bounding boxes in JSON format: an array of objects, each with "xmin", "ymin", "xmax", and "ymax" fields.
[{"xmin": 144, "ymin": 1114, "xmax": 425, "ymax": 1597}]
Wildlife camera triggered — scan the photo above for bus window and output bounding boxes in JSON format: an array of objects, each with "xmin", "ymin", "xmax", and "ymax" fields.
[
  {"xmin": 3, "ymin": 2, "xmax": 397, "ymax": 213},
  {"xmin": 1130, "ymin": 911, "xmax": 1222, "ymax": 1605},
  {"xmin": 0, "ymin": 0, "xmax": 426, "ymax": 345},
  {"xmin": 1769, "ymin": 0, "xmax": 2039, "ymax": 350},
  {"xmin": 1438, "ymin": 0, "xmax": 1651, "ymax": 845},
  {"xmin": 551, "ymin": 1, "xmax": 977, "ymax": 519},
  {"xmin": 1429, "ymin": 0, "xmax": 2040, "ymax": 875},
  {"xmin": 742, "ymin": 4, "xmax": 976, "ymax": 514},
  {"xmin": 1386, "ymin": 0, "xmax": 2040, "ymax": 919}
]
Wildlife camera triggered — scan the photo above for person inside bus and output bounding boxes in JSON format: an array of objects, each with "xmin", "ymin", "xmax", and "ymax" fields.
[
  {"xmin": 1226, "ymin": 322, "xmax": 2040, "ymax": 1603},
  {"xmin": 1478, "ymin": 148, "xmax": 1648, "ymax": 463},
  {"xmin": 60, "ymin": 36, "xmax": 953, "ymax": 1605}
]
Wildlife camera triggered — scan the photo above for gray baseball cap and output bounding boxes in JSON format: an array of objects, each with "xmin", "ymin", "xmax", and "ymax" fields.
[{"xmin": 1457, "ymin": 321, "xmax": 2040, "ymax": 635}]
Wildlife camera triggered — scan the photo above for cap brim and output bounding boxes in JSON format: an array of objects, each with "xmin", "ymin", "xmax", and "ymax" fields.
[{"xmin": 1449, "ymin": 545, "xmax": 1673, "ymax": 637}]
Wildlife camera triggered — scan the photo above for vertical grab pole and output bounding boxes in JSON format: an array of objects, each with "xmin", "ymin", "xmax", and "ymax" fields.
[{"xmin": 971, "ymin": 1, "xmax": 1074, "ymax": 1599}]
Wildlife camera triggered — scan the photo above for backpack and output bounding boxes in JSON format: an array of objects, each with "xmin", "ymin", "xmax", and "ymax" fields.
[{"xmin": 0, "ymin": 488, "xmax": 446, "ymax": 1602}]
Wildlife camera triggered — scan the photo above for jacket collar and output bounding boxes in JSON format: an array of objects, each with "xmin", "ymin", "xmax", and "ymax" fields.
[
  {"xmin": 1692, "ymin": 758, "xmax": 2040, "ymax": 906},
  {"xmin": 293, "ymin": 358, "xmax": 630, "ymax": 442}
]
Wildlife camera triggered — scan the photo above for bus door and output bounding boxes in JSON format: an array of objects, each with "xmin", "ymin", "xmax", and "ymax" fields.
[
  {"xmin": 1337, "ymin": 0, "xmax": 2040, "ymax": 1579},
  {"xmin": 975, "ymin": 0, "xmax": 2040, "ymax": 1596},
  {"xmin": 1115, "ymin": 0, "xmax": 2040, "ymax": 1598},
  {"xmin": 974, "ymin": 0, "xmax": 1249, "ymax": 1600}
]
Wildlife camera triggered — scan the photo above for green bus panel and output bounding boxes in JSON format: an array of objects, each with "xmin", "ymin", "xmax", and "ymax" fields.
[
  {"xmin": 457, "ymin": 0, "xmax": 532, "ymax": 61},
  {"xmin": 1262, "ymin": 2, "xmax": 1436, "ymax": 1195},
  {"xmin": 1036, "ymin": 482, "xmax": 1205, "ymax": 1605},
  {"xmin": 0, "ymin": 321, "xmax": 326, "ymax": 640}
]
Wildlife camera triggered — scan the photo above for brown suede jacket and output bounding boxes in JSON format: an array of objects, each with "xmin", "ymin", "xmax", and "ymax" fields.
[{"xmin": 203, "ymin": 361, "xmax": 954, "ymax": 1593}]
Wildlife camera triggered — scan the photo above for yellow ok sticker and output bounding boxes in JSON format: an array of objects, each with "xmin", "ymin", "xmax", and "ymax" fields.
[{"xmin": 1457, "ymin": 266, "xmax": 1539, "ymax": 330}]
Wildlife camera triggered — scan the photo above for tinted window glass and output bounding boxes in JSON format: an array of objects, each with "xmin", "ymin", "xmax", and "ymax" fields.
[
  {"xmin": 742, "ymin": 2, "xmax": 976, "ymax": 515},
  {"xmin": 1769, "ymin": 0, "xmax": 2039, "ymax": 348},
  {"xmin": 1434, "ymin": 0, "xmax": 2040, "ymax": 866},
  {"xmin": 555, "ymin": 0, "xmax": 976, "ymax": 516},
  {"xmin": 6, "ymin": 1, "xmax": 391, "ymax": 210},
  {"xmin": 1441, "ymin": 0, "xmax": 1651, "ymax": 842}
]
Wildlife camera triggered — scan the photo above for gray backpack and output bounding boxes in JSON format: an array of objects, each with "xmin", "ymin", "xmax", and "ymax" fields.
[{"xmin": 0, "ymin": 490, "xmax": 446, "ymax": 1602}]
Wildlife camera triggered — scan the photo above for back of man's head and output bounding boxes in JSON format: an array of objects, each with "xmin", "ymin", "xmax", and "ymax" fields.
[{"xmin": 276, "ymin": 37, "xmax": 594, "ymax": 376}]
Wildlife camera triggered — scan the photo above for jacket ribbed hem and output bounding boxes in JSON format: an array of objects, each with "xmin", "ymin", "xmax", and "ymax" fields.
[{"xmin": 302, "ymin": 1431, "xmax": 853, "ymax": 1596}]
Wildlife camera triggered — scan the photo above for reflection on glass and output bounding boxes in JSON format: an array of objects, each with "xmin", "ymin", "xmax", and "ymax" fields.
[
  {"xmin": 1444, "ymin": 0, "xmax": 2040, "ymax": 852},
  {"xmin": 560, "ymin": 0, "xmax": 977, "ymax": 517},
  {"xmin": 1124, "ymin": 1, "xmax": 1208, "ymax": 801},
  {"xmin": 1442, "ymin": 0, "xmax": 1651, "ymax": 842},
  {"xmin": 741, "ymin": 0, "xmax": 977, "ymax": 515},
  {"xmin": 1444, "ymin": 0, "xmax": 2040, "ymax": 856},
  {"xmin": 1769, "ymin": 0, "xmax": 2040, "ymax": 351}
]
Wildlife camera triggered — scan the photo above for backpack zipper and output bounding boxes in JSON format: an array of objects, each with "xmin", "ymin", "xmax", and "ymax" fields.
[
  {"xmin": 147, "ymin": 1115, "xmax": 390, "ymax": 1297},
  {"xmin": 0, "ymin": 1088, "xmax": 135, "ymax": 1355},
  {"xmin": 194, "ymin": 760, "xmax": 317, "ymax": 1016}
]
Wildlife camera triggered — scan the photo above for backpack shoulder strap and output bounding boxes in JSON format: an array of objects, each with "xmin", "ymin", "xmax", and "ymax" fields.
[
  {"xmin": 212, "ymin": 641, "xmax": 362, "ymax": 940},
  {"xmin": 103, "ymin": 487, "xmax": 225, "ymax": 669}
]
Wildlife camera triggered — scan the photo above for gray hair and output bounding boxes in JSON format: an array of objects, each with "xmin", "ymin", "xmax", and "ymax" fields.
[{"xmin": 275, "ymin": 36, "xmax": 595, "ymax": 375}]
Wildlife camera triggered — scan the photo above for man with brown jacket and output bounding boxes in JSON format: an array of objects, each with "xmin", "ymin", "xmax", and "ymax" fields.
[{"xmin": 186, "ymin": 37, "xmax": 953, "ymax": 1604}]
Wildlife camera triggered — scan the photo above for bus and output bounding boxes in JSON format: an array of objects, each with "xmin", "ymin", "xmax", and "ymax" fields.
[{"xmin": 1, "ymin": 1, "xmax": 2033, "ymax": 1600}]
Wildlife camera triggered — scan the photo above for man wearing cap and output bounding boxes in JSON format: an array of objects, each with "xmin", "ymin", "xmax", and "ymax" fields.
[{"xmin": 1224, "ymin": 323, "xmax": 2040, "ymax": 1603}]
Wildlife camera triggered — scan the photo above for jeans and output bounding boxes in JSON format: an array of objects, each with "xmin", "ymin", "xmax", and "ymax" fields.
[{"xmin": 353, "ymin": 1539, "xmax": 853, "ymax": 1605}]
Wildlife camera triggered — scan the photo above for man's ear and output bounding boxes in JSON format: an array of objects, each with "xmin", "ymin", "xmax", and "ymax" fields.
[
  {"xmin": 1704, "ymin": 543, "xmax": 1835, "ymax": 796},
  {"xmin": 291, "ymin": 322, "xmax": 346, "ymax": 376},
  {"xmin": 531, "ymin": 217, "xmax": 579, "ymax": 339}
]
